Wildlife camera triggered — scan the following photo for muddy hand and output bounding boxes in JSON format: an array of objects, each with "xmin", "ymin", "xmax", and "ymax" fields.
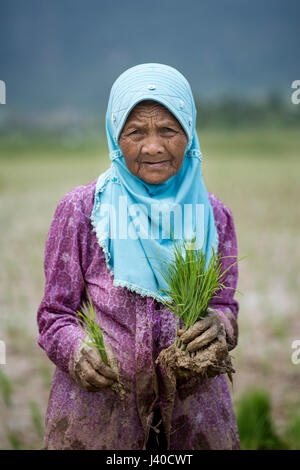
[
  {"xmin": 177, "ymin": 308, "xmax": 226, "ymax": 353},
  {"xmin": 71, "ymin": 340, "xmax": 118, "ymax": 392}
]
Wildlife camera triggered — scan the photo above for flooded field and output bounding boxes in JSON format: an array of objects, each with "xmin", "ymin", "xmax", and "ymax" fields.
[{"xmin": 1, "ymin": 128, "xmax": 299, "ymax": 449}]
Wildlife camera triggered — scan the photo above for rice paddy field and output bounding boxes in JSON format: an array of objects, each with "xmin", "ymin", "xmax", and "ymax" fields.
[{"xmin": 0, "ymin": 127, "xmax": 300, "ymax": 449}]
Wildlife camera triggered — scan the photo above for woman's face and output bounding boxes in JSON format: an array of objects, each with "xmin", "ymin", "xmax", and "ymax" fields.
[{"xmin": 119, "ymin": 100, "xmax": 188, "ymax": 184}]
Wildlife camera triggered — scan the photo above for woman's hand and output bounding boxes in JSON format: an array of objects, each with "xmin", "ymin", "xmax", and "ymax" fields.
[
  {"xmin": 177, "ymin": 307, "xmax": 226, "ymax": 354},
  {"xmin": 71, "ymin": 341, "xmax": 118, "ymax": 392}
]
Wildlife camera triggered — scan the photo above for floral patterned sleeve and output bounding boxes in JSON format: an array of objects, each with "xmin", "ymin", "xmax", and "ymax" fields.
[
  {"xmin": 208, "ymin": 195, "xmax": 239, "ymax": 352},
  {"xmin": 37, "ymin": 187, "xmax": 92, "ymax": 375}
]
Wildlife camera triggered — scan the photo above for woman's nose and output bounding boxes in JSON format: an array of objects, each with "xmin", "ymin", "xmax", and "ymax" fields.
[{"xmin": 141, "ymin": 136, "xmax": 164, "ymax": 155}]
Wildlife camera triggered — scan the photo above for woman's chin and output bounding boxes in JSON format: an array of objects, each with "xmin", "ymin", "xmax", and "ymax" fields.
[{"xmin": 139, "ymin": 170, "xmax": 175, "ymax": 184}]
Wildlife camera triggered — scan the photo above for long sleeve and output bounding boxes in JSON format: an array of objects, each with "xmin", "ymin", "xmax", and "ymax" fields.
[
  {"xmin": 208, "ymin": 203, "xmax": 239, "ymax": 352},
  {"xmin": 37, "ymin": 188, "xmax": 91, "ymax": 374}
]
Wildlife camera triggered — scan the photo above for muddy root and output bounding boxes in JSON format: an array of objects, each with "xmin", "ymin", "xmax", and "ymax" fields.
[
  {"xmin": 105, "ymin": 343, "xmax": 127, "ymax": 404},
  {"xmin": 111, "ymin": 381, "xmax": 126, "ymax": 402},
  {"xmin": 155, "ymin": 336, "xmax": 235, "ymax": 386}
]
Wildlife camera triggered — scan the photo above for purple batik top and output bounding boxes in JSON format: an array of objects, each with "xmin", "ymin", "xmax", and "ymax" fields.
[{"xmin": 37, "ymin": 178, "xmax": 240, "ymax": 450}]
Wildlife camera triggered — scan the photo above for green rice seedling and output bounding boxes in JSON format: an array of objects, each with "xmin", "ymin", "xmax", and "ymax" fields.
[
  {"xmin": 154, "ymin": 231, "xmax": 246, "ymax": 385},
  {"xmin": 76, "ymin": 286, "xmax": 126, "ymax": 401},
  {"xmin": 7, "ymin": 432, "xmax": 21, "ymax": 450},
  {"xmin": 236, "ymin": 387, "xmax": 288, "ymax": 450},
  {"xmin": 76, "ymin": 288, "xmax": 109, "ymax": 365},
  {"xmin": 284, "ymin": 409, "xmax": 300, "ymax": 449},
  {"xmin": 156, "ymin": 232, "xmax": 245, "ymax": 346},
  {"xmin": 29, "ymin": 400, "xmax": 44, "ymax": 439},
  {"xmin": 0, "ymin": 369, "xmax": 13, "ymax": 406}
]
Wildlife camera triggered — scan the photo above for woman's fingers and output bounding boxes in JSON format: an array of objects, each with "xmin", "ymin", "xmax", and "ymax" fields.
[
  {"xmin": 179, "ymin": 314, "xmax": 214, "ymax": 344},
  {"xmin": 186, "ymin": 322, "xmax": 221, "ymax": 353},
  {"xmin": 105, "ymin": 343, "xmax": 120, "ymax": 376},
  {"xmin": 81, "ymin": 359, "xmax": 114, "ymax": 390},
  {"xmin": 81, "ymin": 376, "xmax": 103, "ymax": 393},
  {"xmin": 85, "ymin": 348, "xmax": 118, "ymax": 381},
  {"xmin": 217, "ymin": 332, "xmax": 227, "ymax": 348},
  {"xmin": 193, "ymin": 333, "xmax": 228, "ymax": 361}
]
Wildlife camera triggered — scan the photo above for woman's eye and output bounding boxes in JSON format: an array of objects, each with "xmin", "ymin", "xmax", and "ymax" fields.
[
  {"xmin": 163, "ymin": 127, "xmax": 176, "ymax": 133},
  {"xmin": 129, "ymin": 130, "xmax": 139, "ymax": 135}
]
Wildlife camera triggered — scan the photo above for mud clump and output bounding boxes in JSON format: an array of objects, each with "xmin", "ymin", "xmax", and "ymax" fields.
[
  {"xmin": 111, "ymin": 381, "xmax": 126, "ymax": 402},
  {"xmin": 106, "ymin": 344, "xmax": 127, "ymax": 405},
  {"xmin": 155, "ymin": 336, "xmax": 235, "ymax": 386}
]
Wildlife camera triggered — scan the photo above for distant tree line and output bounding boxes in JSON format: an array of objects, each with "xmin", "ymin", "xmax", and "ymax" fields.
[
  {"xmin": 1, "ymin": 93, "xmax": 300, "ymax": 140},
  {"xmin": 195, "ymin": 93, "xmax": 300, "ymax": 128}
]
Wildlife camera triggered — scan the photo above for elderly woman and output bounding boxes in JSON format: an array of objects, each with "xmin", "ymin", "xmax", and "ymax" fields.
[{"xmin": 37, "ymin": 63, "xmax": 240, "ymax": 450}]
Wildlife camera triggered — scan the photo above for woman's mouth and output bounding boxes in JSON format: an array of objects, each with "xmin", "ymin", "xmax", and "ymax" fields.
[{"xmin": 142, "ymin": 160, "xmax": 169, "ymax": 169}]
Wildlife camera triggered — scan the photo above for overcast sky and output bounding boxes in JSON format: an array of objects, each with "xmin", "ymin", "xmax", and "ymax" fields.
[{"xmin": 0, "ymin": 0, "xmax": 299, "ymax": 113}]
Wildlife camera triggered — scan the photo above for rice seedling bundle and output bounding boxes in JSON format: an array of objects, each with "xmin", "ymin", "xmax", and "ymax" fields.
[
  {"xmin": 155, "ymin": 235, "xmax": 245, "ymax": 387},
  {"xmin": 76, "ymin": 288, "xmax": 125, "ymax": 400}
]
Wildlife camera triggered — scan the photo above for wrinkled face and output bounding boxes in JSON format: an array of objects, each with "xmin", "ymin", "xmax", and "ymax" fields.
[{"xmin": 119, "ymin": 100, "xmax": 188, "ymax": 184}]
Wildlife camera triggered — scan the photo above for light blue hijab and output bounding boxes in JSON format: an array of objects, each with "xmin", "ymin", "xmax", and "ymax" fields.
[{"xmin": 91, "ymin": 63, "xmax": 218, "ymax": 301}]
